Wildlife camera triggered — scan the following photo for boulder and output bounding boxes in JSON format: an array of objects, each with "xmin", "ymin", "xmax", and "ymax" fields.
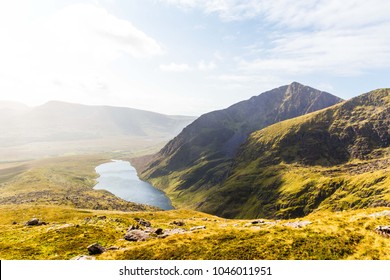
[
  {"xmin": 190, "ymin": 226, "xmax": 206, "ymax": 231},
  {"xmin": 172, "ymin": 221, "xmax": 185, "ymax": 226},
  {"xmin": 87, "ymin": 243, "xmax": 106, "ymax": 255},
  {"xmin": 71, "ymin": 255, "xmax": 96, "ymax": 260},
  {"xmin": 158, "ymin": 228, "xmax": 186, "ymax": 239},
  {"xmin": 284, "ymin": 221, "xmax": 312, "ymax": 228},
  {"xmin": 124, "ymin": 229, "xmax": 150, "ymax": 241},
  {"xmin": 374, "ymin": 225, "xmax": 390, "ymax": 237},
  {"xmin": 370, "ymin": 211, "xmax": 390, "ymax": 218},
  {"xmin": 136, "ymin": 218, "xmax": 151, "ymax": 227},
  {"xmin": 251, "ymin": 220, "xmax": 265, "ymax": 225},
  {"xmin": 25, "ymin": 218, "xmax": 47, "ymax": 226},
  {"xmin": 154, "ymin": 228, "xmax": 164, "ymax": 235}
]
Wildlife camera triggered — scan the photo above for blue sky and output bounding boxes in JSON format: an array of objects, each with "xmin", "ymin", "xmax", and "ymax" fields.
[{"xmin": 0, "ymin": 0, "xmax": 389, "ymax": 115}]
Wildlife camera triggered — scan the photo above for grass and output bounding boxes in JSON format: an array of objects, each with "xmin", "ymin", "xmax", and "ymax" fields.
[{"xmin": 0, "ymin": 204, "xmax": 388, "ymax": 260}]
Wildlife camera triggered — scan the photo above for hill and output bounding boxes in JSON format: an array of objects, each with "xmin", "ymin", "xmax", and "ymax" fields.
[
  {"xmin": 0, "ymin": 101, "xmax": 195, "ymax": 161},
  {"xmin": 202, "ymin": 88, "xmax": 390, "ymax": 218},
  {"xmin": 139, "ymin": 82, "xmax": 343, "ymax": 212}
]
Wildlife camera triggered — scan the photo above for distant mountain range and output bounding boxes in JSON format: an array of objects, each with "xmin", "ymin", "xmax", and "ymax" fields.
[{"xmin": 0, "ymin": 101, "xmax": 195, "ymax": 161}]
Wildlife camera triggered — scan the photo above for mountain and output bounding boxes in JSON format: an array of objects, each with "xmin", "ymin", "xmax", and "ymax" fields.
[
  {"xmin": 0, "ymin": 101, "xmax": 195, "ymax": 161},
  {"xmin": 139, "ymin": 82, "xmax": 343, "ymax": 212},
  {"xmin": 0, "ymin": 101, "xmax": 30, "ymax": 119},
  {"xmin": 201, "ymin": 88, "xmax": 390, "ymax": 218}
]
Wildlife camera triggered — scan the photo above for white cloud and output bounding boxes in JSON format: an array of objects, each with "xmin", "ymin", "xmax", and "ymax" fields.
[
  {"xmin": 160, "ymin": 63, "xmax": 192, "ymax": 72},
  {"xmin": 0, "ymin": 3, "xmax": 163, "ymax": 105},
  {"xmin": 164, "ymin": 0, "xmax": 390, "ymax": 76},
  {"xmin": 198, "ymin": 60, "xmax": 217, "ymax": 71}
]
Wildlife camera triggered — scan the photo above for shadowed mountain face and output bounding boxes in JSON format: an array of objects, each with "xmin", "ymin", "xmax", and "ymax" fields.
[
  {"xmin": 200, "ymin": 88, "xmax": 390, "ymax": 219},
  {"xmin": 0, "ymin": 101, "xmax": 195, "ymax": 160},
  {"xmin": 140, "ymin": 82, "xmax": 343, "ymax": 212}
]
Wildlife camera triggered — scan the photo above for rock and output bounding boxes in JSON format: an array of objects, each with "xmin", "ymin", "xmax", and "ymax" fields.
[
  {"xmin": 25, "ymin": 218, "xmax": 39, "ymax": 226},
  {"xmin": 124, "ymin": 229, "xmax": 150, "ymax": 241},
  {"xmin": 137, "ymin": 219, "xmax": 151, "ymax": 227},
  {"xmin": 370, "ymin": 210, "xmax": 390, "ymax": 218},
  {"xmin": 25, "ymin": 218, "xmax": 47, "ymax": 226},
  {"xmin": 201, "ymin": 218, "xmax": 208, "ymax": 221},
  {"xmin": 251, "ymin": 220, "xmax": 265, "ymax": 224},
  {"xmin": 284, "ymin": 221, "xmax": 312, "ymax": 228},
  {"xmin": 12, "ymin": 221, "xmax": 17, "ymax": 225},
  {"xmin": 158, "ymin": 228, "xmax": 186, "ymax": 239},
  {"xmin": 374, "ymin": 225, "xmax": 390, "ymax": 237},
  {"xmin": 128, "ymin": 224, "xmax": 140, "ymax": 230},
  {"xmin": 107, "ymin": 246, "xmax": 119, "ymax": 251},
  {"xmin": 172, "ymin": 221, "xmax": 185, "ymax": 226},
  {"xmin": 71, "ymin": 255, "xmax": 96, "ymax": 260},
  {"xmin": 190, "ymin": 226, "xmax": 206, "ymax": 231},
  {"xmin": 87, "ymin": 243, "xmax": 106, "ymax": 255},
  {"xmin": 154, "ymin": 228, "xmax": 164, "ymax": 235}
]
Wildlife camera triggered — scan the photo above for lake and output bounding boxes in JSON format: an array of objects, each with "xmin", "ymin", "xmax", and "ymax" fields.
[{"xmin": 94, "ymin": 160, "xmax": 174, "ymax": 210}]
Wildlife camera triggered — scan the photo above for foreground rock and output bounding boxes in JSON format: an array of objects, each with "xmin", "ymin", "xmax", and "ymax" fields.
[
  {"xmin": 87, "ymin": 243, "xmax": 106, "ymax": 255},
  {"xmin": 172, "ymin": 221, "xmax": 185, "ymax": 226},
  {"xmin": 158, "ymin": 228, "xmax": 186, "ymax": 239},
  {"xmin": 72, "ymin": 255, "xmax": 96, "ymax": 260},
  {"xmin": 284, "ymin": 221, "xmax": 312, "ymax": 228},
  {"xmin": 370, "ymin": 211, "xmax": 390, "ymax": 218},
  {"xmin": 25, "ymin": 218, "xmax": 47, "ymax": 226},
  {"xmin": 190, "ymin": 226, "xmax": 206, "ymax": 231},
  {"xmin": 375, "ymin": 226, "xmax": 390, "ymax": 237},
  {"xmin": 124, "ymin": 229, "xmax": 150, "ymax": 241},
  {"xmin": 135, "ymin": 218, "xmax": 151, "ymax": 227}
]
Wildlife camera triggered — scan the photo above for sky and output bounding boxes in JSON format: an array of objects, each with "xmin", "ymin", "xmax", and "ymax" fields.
[{"xmin": 0, "ymin": 0, "xmax": 389, "ymax": 116}]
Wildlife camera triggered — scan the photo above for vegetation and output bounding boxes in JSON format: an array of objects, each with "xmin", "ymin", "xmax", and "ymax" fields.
[{"xmin": 0, "ymin": 205, "xmax": 388, "ymax": 260}]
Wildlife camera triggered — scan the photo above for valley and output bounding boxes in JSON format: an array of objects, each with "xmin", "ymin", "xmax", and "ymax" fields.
[{"xmin": 0, "ymin": 84, "xmax": 389, "ymax": 260}]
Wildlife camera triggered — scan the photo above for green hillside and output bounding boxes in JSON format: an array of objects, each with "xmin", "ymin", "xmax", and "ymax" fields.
[{"xmin": 202, "ymin": 89, "xmax": 390, "ymax": 218}]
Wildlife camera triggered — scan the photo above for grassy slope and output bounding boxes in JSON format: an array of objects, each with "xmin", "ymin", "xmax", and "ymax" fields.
[
  {"xmin": 0, "ymin": 205, "xmax": 389, "ymax": 260},
  {"xmin": 147, "ymin": 89, "xmax": 390, "ymax": 218},
  {"xmin": 201, "ymin": 89, "xmax": 390, "ymax": 218},
  {"xmin": 0, "ymin": 155, "xmax": 156, "ymax": 212}
]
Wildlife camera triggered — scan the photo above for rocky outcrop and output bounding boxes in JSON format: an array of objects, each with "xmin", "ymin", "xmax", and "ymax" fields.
[{"xmin": 87, "ymin": 243, "xmax": 106, "ymax": 255}]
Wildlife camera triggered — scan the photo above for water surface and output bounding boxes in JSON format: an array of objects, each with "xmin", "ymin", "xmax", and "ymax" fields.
[{"xmin": 94, "ymin": 160, "xmax": 173, "ymax": 210}]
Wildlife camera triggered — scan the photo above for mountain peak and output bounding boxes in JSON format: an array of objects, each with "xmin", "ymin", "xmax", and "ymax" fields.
[{"xmin": 141, "ymin": 83, "xmax": 343, "ymax": 214}]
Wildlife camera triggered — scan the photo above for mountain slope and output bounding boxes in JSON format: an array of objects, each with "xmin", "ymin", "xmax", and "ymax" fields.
[
  {"xmin": 0, "ymin": 101, "xmax": 195, "ymax": 161},
  {"xmin": 140, "ymin": 82, "xmax": 343, "ymax": 210},
  {"xmin": 203, "ymin": 88, "xmax": 390, "ymax": 218}
]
